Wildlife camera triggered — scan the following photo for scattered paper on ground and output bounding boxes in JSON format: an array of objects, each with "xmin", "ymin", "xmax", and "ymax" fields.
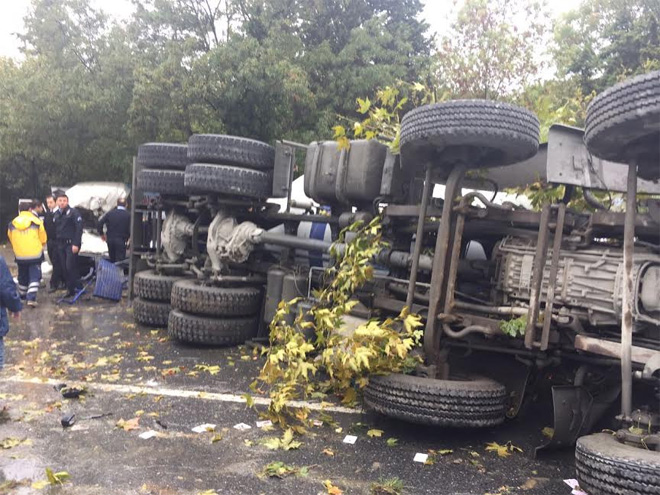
[
  {"xmin": 564, "ymin": 479, "xmax": 589, "ymax": 495},
  {"xmin": 192, "ymin": 424, "xmax": 216, "ymax": 433},
  {"xmin": 343, "ymin": 435, "xmax": 357, "ymax": 444}
]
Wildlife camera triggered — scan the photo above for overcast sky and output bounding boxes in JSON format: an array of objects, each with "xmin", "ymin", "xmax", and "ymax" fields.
[{"xmin": 0, "ymin": 0, "xmax": 579, "ymax": 59}]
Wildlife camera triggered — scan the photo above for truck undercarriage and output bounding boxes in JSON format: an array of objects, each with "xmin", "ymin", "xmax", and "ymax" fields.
[{"xmin": 129, "ymin": 71, "xmax": 660, "ymax": 494}]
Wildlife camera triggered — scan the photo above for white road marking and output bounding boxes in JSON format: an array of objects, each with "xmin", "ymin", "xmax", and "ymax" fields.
[{"xmin": 4, "ymin": 376, "xmax": 362, "ymax": 415}]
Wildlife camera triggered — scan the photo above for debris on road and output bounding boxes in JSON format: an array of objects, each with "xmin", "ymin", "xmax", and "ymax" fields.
[
  {"xmin": 192, "ymin": 423, "xmax": 216, "ymax": 433},
  {"xmin": 564, "ymin": 479, "xmax": 589, "ymax": 495}
]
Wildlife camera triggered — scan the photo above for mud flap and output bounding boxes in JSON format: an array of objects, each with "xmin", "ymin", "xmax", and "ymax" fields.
[{"xmin": 535, "ymin": 385, "xmax": 593, "ymax": 456}]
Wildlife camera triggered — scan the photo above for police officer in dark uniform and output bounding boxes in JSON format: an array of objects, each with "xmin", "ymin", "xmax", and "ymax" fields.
[
  {"xmin": 54, "ymin": 193, "xmax": 84, "ymax": 297},
  {"xmin": 44, "ymin": 194, "xmax": 64, "ymax": 291},
  {"xmin": 97, "ymin": 198, "xmax": 131, "ymax": 263}
]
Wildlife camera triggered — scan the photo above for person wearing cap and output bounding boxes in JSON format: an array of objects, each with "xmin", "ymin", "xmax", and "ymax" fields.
[
  {"xmin": 97, "ymin": 198, "xmax": 131, "ymax": 263},
  {"xmin": 54, "ymin": 193, "xmax": 84, "ymax": 297},
  {"xmin": 7, "ymin": 200, "xmax": 47, "ymax": 307},
  {"xmin": 44, "ymin": 194, "xmax": 64, "ymax": 291}
]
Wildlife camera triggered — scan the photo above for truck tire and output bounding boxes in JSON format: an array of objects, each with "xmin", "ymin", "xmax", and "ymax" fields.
[
  {"xmin": 364, "ymin": 373, "xmax": 508, "ymax": 427},
  {"xmin": 400, "ymin": 100, "xmax": 539, "ymax": 169},
  {"xmin": 171, "ymin": 280, "xmax": 263, "ymax": 317},
  {"xmin": 585, "ymin": 70, "xmax": 660, "ymax": 180},
  {"xmin": 168, "ymin": 309, "xmax": 259, "ymax": 346},
  {"xmin": 137, "ymin": 169, "xmax": 185, "ymax": 195},
  {"xmin": 137, "ymin": 143, "xmax": 189, "ymax": 170},
  {"xmin": 133, "ymin": 270, "xmax": 188, "ymax": 302},
  {"xmin": 133, "ymin": 298, "xmax": 171, "ymax": 328},
  {"xmin": 188, "ymin": 134, "xmax": 275, "ymax": 170},
  {"xmin": 184, "ymin": 163, "xmax": 272, "ymax": 199},
  {"xmin": 576, "ymin": 432, "xmax": 660, "ymax": 495}
]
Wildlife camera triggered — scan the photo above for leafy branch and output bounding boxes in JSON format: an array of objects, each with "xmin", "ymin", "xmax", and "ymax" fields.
[{"xmin": 257, "ymin": 217, "xmax": 423, "ymax": 432}]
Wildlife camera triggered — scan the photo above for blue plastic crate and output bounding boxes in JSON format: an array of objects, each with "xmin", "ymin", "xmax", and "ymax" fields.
[{"xmin": 93, "ymin": 258, "xmax": 125, "ymax": 301}]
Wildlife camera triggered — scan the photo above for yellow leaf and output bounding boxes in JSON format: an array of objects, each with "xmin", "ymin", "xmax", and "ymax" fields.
[
  {"xmin": 45, "ymin": 468, "xmax": 70, "ymax": 485},
  {"xmin": 356, "ymin": 97, "xmax": 371, "ymax": 114},
  {"xmin": 31, "ymin": 480, "xmax": 49, "ymax": 489},
  {"xmin": 541, "ymin": 427, "xmax": 554, "ymax": 439},
  {"xmin": 367, "ymin": 429, "xmax": 383, "ymax": 438},
  {"xmin": 485, "ymin": 441, "xmax": 523, "ymax": 458},
  {"xmin": 323, "ymin": 480, "xmax": 344, "ymax": 495},
  {"xmin": 1, "ymin": 438, "xmax": 22, "ymax": 449},
  {"xmin": 332, "ymin": 125, "xmax": 346, "ymax": 138},
  {"xmin": 116, "ymin": 417, "xmax": 140, "ymax": 431},
  {"xmin": 241, "ymin": 393, "xmax": 254, "ymax": 408},
  {"xmin": 322, "ymin": 448, "xmax": 335, "ymax": 457}
]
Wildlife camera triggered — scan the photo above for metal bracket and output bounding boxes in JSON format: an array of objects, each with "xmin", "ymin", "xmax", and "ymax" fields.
[{"xmin": 643, "ymin": 354, "xmax": 660, "ymax": 380}]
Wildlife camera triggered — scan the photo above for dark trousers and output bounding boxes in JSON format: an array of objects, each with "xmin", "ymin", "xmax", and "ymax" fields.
[
  {"xmin": 107, "ymin": 238, "xmax": 127, "ymax": 263},
  {"xmin": 17, "ymin": 260, "xmax": 42, "ymax": 302},
  {"xmin": 56, "ymin": 243, "xmax": 82, "ymax": 295},
  {"xmin": 47, "ymin": 240, "xmax": 64, "ymax": 288}
]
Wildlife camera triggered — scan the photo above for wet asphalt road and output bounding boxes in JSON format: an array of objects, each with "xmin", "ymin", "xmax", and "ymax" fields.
[{"xmin": 0, "ymin": 252, "xmax": 576, "ymax": 495}]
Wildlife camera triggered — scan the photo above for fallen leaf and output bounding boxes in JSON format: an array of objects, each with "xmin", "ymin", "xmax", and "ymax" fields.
[
  {"xmin": 45, "ymin": 468, "xmax": 70, "ymax": 485},
  {"xmin": 485, "ymin": 441, "xmax": 523, "ymax": 458},
  {"xmin": 322, "ymin": 448, "xmax": 335, "ymax": 457},
  {"xmin": 541, "ymin": 427, "xmax": 554, "ymax": 439},
  {"xmin": 322, "ymin": 479, "xmax": 343, "ymax": 495},
  {"xmin": 1, "ymin": 438, "xmax": 24, "ymax": 449},
  {"xmin": 241, "ymin": 393, "xmax": 254, "ymax": 408},
  {"xmin": 386, "ymin": 437, "xmax": 398, "ymax": 447},
  {"xmin": 520, "ymin": 478, "xmax": 540, "ymax": 490},
  {"xmin": 367, "ymin": 429, "xmax": 384, "ymax": 438},
  {"xmin": 116, "ymin": 417, "xmax": 140, "ymax": 431}
]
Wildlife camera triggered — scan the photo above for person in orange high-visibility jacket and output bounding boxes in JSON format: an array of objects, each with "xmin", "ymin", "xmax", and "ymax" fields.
[{"xmin": 7, "ymin": 201, "xmax": 47, "ymax": 306}]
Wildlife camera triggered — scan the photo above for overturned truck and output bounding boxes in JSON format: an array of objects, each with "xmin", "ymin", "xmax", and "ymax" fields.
[{"xmin": 129, "ymin": 71, "xmax": 660, "ymax": 493}]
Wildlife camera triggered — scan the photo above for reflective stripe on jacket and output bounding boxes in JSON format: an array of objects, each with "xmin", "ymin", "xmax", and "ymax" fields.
[{"xmin": 7, "ymin": 211, "xmax": 47, "ymax": 261}]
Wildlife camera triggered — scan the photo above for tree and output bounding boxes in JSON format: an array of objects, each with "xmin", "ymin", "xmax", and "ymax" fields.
[
  {"xmin": 553, "ymin": 0, "xmax": 660, "ymax": 94},
  {"xmin": 434, "ymin": 0, "xmax": 550, "ymax": 100},
  {"xmin": 236, "ymin": 0, "xmax": 432, "ymax": 137},
  {"xmin": 191, "ymin": 36, "xmax": 318, "ymax": 142},
  {"xmin": 129, "ymin": 0, "xmax": 238, "ymax": 54},
  {"xmin": 0, "ymin": 0, "xmax": 137, "ymax": 236}
]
